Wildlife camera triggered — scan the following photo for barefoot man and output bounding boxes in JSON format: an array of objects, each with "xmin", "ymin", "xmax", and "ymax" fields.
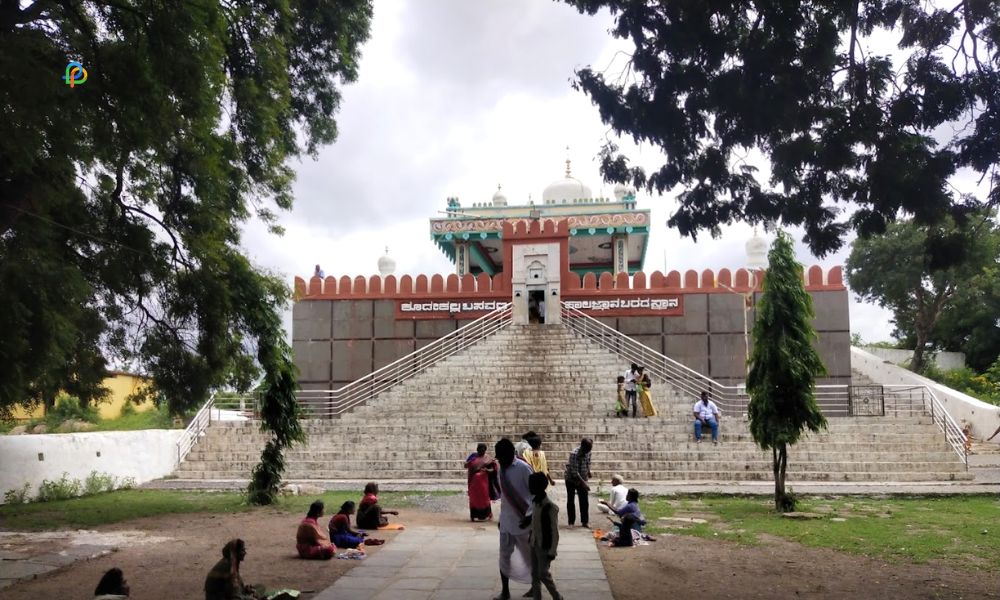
[{"xmin": 494, "ymin": 437, "xmax": 533, "ymax": 600}]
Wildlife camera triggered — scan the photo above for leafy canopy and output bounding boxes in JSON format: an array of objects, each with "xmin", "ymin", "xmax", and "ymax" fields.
[
  {"xmin": 846, "ymin": 210, "xmax": 1000, "ymax": 372},
  {"xmin": 0, "ymin": 0, "xmax": 372, "ymax": 417},
  {"xmin": 564, "ymin": 0, "xmax": 1000, "ymax": 257},
  {"xmin": 747, "ymin": 231, "xmax": 827, "ymax": 449}
]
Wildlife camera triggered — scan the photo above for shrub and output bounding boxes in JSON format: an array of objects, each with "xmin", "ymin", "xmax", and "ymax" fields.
[
  {"xmin": 46, "ymin": 393, "xmax": 100, "ymax": 427},
  {"xmin": 119, "ymin": 401, "xmax": 136, "ymax": 417},
  {"xmin": 36, "ymin": 473, "xmax": 81, "ymax": 502},
  {"xmin": 4, "ymin": 483, "xmax": 32, "ymax": 504},
  {"xmin": 83, "ymin": 471, "xmax": 118, "ymax": 496}
]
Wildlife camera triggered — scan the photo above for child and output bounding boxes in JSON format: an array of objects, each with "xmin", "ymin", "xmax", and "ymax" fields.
[
  {"xmin": 614, "ymin": 375, "xmax": 628, "ymax": 417},
  {"xmin": 521, "ymin": 472, "xmax": 563, "ymax": 600},
  {"xmin": 525, "ymin": 435, "xmax": 556, "ymax": 486}
]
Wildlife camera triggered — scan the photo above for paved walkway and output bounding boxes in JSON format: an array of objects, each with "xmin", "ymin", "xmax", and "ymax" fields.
[
  {"xmin": 146, "ymin": 477, "xmax": 1000, "ymax": 495},
  {"xmin": 314, "ymin": 525, "xmax": 612, "ymax": 600}
]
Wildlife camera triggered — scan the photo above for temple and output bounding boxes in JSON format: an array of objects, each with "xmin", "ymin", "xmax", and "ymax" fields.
[
  {"xmin": 431, "ymin": 158, "xmax": 649, "ymax": 278},
  {"xmin": 292, "ymin": 163, "xmax": 850, "ymax": 402}
]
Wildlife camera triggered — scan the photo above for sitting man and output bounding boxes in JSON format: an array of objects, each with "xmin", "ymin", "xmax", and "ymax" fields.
[
  {"xmin": 357, "ymin": 482, "xmax": 399, "ymax": 529},
  {"xmin": 693, "ymin": 390, "xmax": 721, "ymax": 445},
  {"xmin": 597, "ymin": 474, "xmax": 627, "ymax": 515},
  {"xmin": 204, "ymin": 539, "xmax": 261, "ymax": 600}
]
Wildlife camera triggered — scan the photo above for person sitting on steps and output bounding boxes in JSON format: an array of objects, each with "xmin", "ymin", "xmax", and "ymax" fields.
[{"xmin": 693, "ymin": 390, "xmax": 721, "ymax": 445}]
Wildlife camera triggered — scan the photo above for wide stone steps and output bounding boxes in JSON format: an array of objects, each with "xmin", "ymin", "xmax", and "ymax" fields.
[
  {"xmin": 174, "ymin": 469, "xmax": 970, "ymax": 482},
  {"xmin": 174, "ymin": 323, "xmax": 969, "ymax": 483},
  {"xmin": 178, "ymin": 452, "xmax": 965, "ymax": 478}
]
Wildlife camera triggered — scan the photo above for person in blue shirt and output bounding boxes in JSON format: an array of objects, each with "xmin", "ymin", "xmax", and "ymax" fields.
[{"xmin": 610, "ymin": 488, "xmax": 646, "ymax": 547}]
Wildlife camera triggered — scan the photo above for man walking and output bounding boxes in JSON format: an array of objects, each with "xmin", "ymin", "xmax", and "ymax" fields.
[
  {"xmin": 693, "ymin": 391, "xmax": 722, "ymax": 444},
  {"xmin": 563, "ymin": 437, "xmax": 593, "ymax": 528},
  {"xmin": 623, "ymin": 363, "xmax": 639, "ymax": 417},
  {"xmin": 493, "ymin": 438, "xmax": 533, "ymax": 600}
]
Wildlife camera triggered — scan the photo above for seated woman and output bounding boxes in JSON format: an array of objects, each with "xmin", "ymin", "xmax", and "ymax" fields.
[
  {"xmin": 329, "ymin": 501, "xmax": 366, "ymax": 549},
  {"xmin": 296, "ymin": 500, "xmax": 336, "ymax": 560},
  {"xmin": 356, "ymin": 482, "xmax": 399, "ymax": 529},
  {"xmin": 94, "ymin": 567, "xmax": 130, "ymax": 599},
  {"xmin": 205, "ymin": 539, "xmax": 261, "ymax": 600}
]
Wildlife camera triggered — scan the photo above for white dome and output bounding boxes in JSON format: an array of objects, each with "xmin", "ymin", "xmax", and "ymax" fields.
[
  {"xmin": 543, "ymin": 158, "xmax": 593, "ymax": 204},
  {"xmin": 492, "ymin": 185, "xmax": 507, "ymax": 206},
  {"xmin": 378, "ymin": 247, "xmax": 396, "ymax": 277},
  {"xmin": 613, "ymin": 183, "xmax": 627, "ymax": 201},
  {"xmin": 543, "ymin": 177, "xmax": 592, "ymax": 204},
  {"xmin": 745, "ymin": 231, "xmax": 768, "ymax": 269}
]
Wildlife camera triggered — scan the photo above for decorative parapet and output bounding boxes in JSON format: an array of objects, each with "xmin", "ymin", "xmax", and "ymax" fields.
[
  {"xmin": 294, "ymin": 265, "xmax": 845, "ymax": 301},
  {"xmin": 295, "ymin": 272, "xmax": 508, "ymax": 300}
]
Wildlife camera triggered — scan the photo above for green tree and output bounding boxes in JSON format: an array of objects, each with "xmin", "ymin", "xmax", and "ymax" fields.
[
  {"xmin": 845, "ymin": 212, "xmax": 1000, "ymax": 374},
  {"xmin": 0, "ymin": 1, "xmax": 372, "ymax": 503},
  {"xmin": 563, "ymin": 1, "xmax": 999, "ymax": 257},
  {"xmin": 747, "ymin": 231, "xmax": 827, "ymax": 512},
  {"xmin": 930, "ymin": 261, "xmax": 1000, "ymax": 373}
]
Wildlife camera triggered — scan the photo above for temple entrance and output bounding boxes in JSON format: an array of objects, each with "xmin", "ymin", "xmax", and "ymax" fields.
[{"xmin": 528, "ymin": 289, "xmax": 546, "ymax": 324}]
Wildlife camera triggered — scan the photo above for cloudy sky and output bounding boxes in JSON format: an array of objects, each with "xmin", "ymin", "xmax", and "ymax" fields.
[{"xmin": 241, "ymin": 0, "xmax": 897, "ymax": 343}]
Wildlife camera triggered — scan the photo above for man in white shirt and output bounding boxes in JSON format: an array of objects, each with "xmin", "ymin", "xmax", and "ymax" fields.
[
  {"xmin": 623, "ymin": 363, "xmax": 639, "ymax": 418},
  {"xmin": 693, "ymin": 391, "xmax": 721, "ymax": 444},
  {"xmin": 597, "ymin": 474, "xmax": 628, "ymax": 514},
  {"xmin": 494, "ymin": 437, "xmax": 533, "ymax": 600}
]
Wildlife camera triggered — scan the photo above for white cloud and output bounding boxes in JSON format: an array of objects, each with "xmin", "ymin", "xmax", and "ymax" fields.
[{"xmin": 241, "ymin": 0, "xmax": 898, "ymax": 346}]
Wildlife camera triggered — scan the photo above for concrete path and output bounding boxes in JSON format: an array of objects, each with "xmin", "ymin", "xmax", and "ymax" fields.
[
  {"xmin": 314, "ymin": 525, "xmax": 612, "ymax": 600},
  {"xmin": 145, "ymin": 477, "xmax": 1000, "ymax": 495}
]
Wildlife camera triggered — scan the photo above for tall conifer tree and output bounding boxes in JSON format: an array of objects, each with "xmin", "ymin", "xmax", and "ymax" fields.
[{"xmin": 747, "ymin": 231, "xmax": 827, "ymax": 511}]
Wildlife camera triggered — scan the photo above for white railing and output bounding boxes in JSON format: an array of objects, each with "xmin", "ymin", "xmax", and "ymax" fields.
[
  {"xmin": 561, "ymin": 304, "xmax": 968, "ymax": 466},
  {"xmin": 884, "ymin": 384, "xmax": 969, "ymax": 467},
  {"xmin": 209, "ymin": 303, "xmax": 514, "ymax": 420},
  {"xmin": 561, "ymin": 304, "xmax": 753, "ymax": 414},
  {"xmin": 176, "ymin": 392, "xmax": 216, "ymax": 466}
]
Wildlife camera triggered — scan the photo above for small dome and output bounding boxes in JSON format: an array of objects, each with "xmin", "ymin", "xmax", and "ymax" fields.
[
  {"xmin": 613, "ymin": 183, "xmax": 627, "ymax": 201},
  {"xmin": 542, "ymin": 158, "xmax": 592, "ymax": 204},
  {"xmin": 745, "ymin": 231, "xmax": 768, "ymax": 269},
  {"xmin": 492, "ymin": 185, "xmax": 507, "ymax": 206},
  {"xmin": 378, "ymin": 247, "xmax": 396, "ymax": 277}
]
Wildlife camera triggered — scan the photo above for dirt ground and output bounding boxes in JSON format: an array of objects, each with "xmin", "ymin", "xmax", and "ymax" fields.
[{"xmin": 3, "ymin": 498, "xmax": 999, "ymax": 599}]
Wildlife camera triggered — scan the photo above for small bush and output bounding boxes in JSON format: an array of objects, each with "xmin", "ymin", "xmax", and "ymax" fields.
[
  {"xmin": 36, "ymin": 473, "xmax": 82, "ymax": 502},
  {"xmin": 4, "ymin": 483, "xmax": 32, "ymax": 505},
  {"xmin": 118, "ymin": 476, "xmax": 137, "ymax": 490},
  {"xmin": 83, "ymin": 471, "xmax": 117, "ymax": 496},
  {"xmin": 119, "ymin": 401, "xmax": 136, "ymax": 417},
  {"xmin": 46, "ymin": 393, "xmax": 100, "ymax": 427}
]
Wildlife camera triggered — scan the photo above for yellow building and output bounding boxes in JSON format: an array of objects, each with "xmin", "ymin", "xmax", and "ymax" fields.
[{"xmin": 10, "ymin": 372, "xmax": 154, "ymax": 421}]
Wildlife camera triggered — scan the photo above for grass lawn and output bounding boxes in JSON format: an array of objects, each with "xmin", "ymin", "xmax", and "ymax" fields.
[
  {"xmin": 0, "ymin": 489, "xmax": 448, "ymax": 531},
  {"xmin": 642, "ymin": 494, "xmax": 1000, "ymax": 570}
]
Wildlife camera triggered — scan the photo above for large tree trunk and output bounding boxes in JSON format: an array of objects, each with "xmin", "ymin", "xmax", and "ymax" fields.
[
  {"xmin": 912, "ymin": 329, "xmax": 928, "ymax": 374},
  {"xmin": 773, "ymin": 443, "xmax": 792, "ymax": 512}
]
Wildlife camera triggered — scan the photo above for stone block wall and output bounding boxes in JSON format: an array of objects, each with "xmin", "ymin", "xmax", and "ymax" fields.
[{"xmin": 293, "ymin": 290, "xmax": 850, "ymax": 393}]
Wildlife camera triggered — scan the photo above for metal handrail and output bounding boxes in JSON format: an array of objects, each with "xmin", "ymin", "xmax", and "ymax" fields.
[
  {"xmin": 559, "ymin": 304, "xmax": 970, "ymax": 467},
  {"xmin": 884, "ymin": 384, "xmax": 969, "ymax": 467},
  {"xmin": 176, "ymin": 392, "xmax": 216, "ymax": 466},
  {"xmin": 560, "ymin": 304, "xmax": 753, "ymax": 414},
  {"xmin": 308, "ymin": 302, "xmax": 513, "ymax": 417}
]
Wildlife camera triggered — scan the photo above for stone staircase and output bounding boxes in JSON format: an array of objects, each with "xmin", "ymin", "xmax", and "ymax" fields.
[{"xmin": 174, "ymin": 324, "xmax": 971, "ymax": 483}]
